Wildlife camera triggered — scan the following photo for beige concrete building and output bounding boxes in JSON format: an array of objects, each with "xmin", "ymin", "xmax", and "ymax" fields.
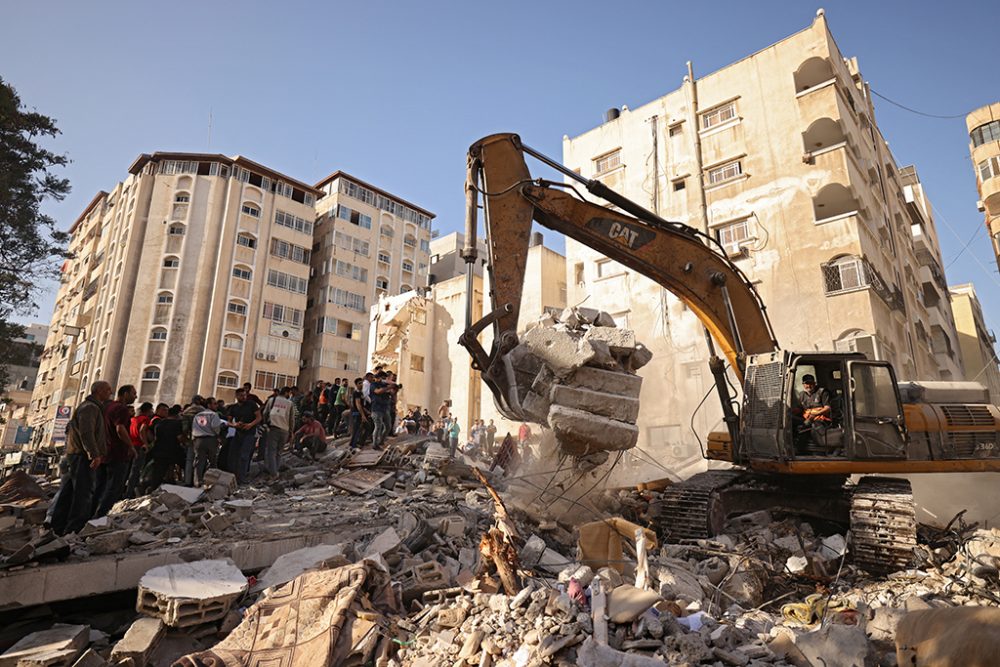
[
  {"xmin": 29, "ymin": 154, "xmax": 322, "ymax": 444},
  {"xmin": 0, "ymin": 324, "xmax": 47, "ymax": 450},
  {"xmin": 560, "ymin": 10, "xmax": 964, "ymax": 477},
  {"xmin": 949, "ymin": 284, "xmax": 1000, "ymax": 403},
  {"xmin": 301, "ymin": 173, "xmax": 433, "ymax": 386},
  {"xmin": 966, "ymin": 102, "xmax": 1000, "ymax": 272}
]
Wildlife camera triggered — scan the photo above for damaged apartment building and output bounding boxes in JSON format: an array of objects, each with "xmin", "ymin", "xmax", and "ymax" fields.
[
  {"xmin": 26, "ymin": 157, "xmax": 433, "ymax": 448},
  {"xmin": 560, "ymin": 9, "xmax": 966, "ymax": 477}
]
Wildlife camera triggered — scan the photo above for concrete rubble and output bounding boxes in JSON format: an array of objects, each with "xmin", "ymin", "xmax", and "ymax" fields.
[
  {"xmin": 2, "ymin": 434, "xmax": 1000, "ymax": 667},
  {"xmin": 510, "ymin": 307, "xmax": 650, "ymax": 459}
]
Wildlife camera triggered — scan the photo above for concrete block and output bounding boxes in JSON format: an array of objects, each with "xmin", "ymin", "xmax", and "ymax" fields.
[
  {"xmin": 364, "ymin": 527, "xmax": 401, "ymax": 557},
  {"xmin": 530, "ymin": 366, "xmax": 556, "ymax": 396},
  {"xmin": 569, "ymin": 366, "xmax": 642, "ymax": 397},
  {"xmin": 794, "ymin": 624, "xmax": 869, "ymax": 667},
  {"xmin": 0, "ymin": 624, "xmax": 88, "ymax": 667},
  {"xmin": 547, "ymin": 405, "xmax": 639, "ymax": 455},
  {"xmin": 520, "ymin": 390, "xmax": 551, "ymax": 423},
  {"xmin": 110, "ymin": 617, "xmax": 164, "ymax": 667},
  {"xmin": 520, "ymin": 326, "xmax": 594, "ymax": 378},
  {"xmin": 137, "ymin": 559, "xmax": 247, "ymax": 628},
  {"xmin": 584, "ymin": 339, "xmax": 619, "ymax": 369},
  {"xmin": 200, "ymin": 510, "xmax": 232, "ymax": 534},
  {"xmin": 584, "ymin": 326, "xmax": 635, "ymax": 352},
  {"xmin": 398, "ymin": 561, "xmax": 451, "ymax": 603},
  {"xmin": 204, "ymin": 484, "xmax": 229, "ymax": 501},
  {"xmin": 627, "ymin": 343, "xmax": 653, "ymax": 370},
  {"xmin": 86, "ymin": 530, "xmax": 130, "ymax": 555},
  {"xmin": 223, "ymin": 500, "xmax": 253, "ymax": 521},
  {"xmin": 550, "ymin": 385, "xmax": 640, "ymax": 423},
  {"xmin": 519, "ymin": 535, "xmax": 547, "ymax": 569},
  {"xmin": 158, "ymin": 485, "xmax": 203, "ymax": 505},
  {"xmin": 179, "ymin": 506, "xmax": 207, "ymax": 524},
  {"xmin": 251, "ymin": 543, "xmax": 349, "ymax": 593},
  {"xmin": 593, "ymin": 311, "xmax": 616, "ymax": 327},
  {"xmin": 433, "ymin": 514, "xmax": 466, "ymax": 538},
  {"xmin": 201, "ymin": 469, "xmax": 236, "ymax": 492},
  {"xmin": 559, "ymin": 307, "xmax": 587, "ymax": 328}
]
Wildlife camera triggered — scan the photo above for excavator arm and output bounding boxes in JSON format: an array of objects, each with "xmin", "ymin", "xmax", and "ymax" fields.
[{"xmin": 459, "ymin": 133, "xmax": 778, "ymax": 426}]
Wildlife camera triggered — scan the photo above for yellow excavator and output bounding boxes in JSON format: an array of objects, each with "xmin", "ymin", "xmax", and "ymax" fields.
[{"xmin": 458, "ymin": 133, "xmax": 1000, "ymax": 573}]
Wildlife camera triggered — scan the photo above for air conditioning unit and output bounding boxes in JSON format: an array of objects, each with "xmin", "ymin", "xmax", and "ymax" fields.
[
  {"xmin": 266, "ymin": 354, "xmax": 277, "ymax": 362},
  {"xmin": 255, "ymin": 352, "xmax": 266, "ymax": 360}
]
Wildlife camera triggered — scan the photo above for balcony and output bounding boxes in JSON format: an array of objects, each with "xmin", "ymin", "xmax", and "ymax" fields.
[{"xmin": 981, "ymin": 175, "xmax": 1000, "ymax": 217}]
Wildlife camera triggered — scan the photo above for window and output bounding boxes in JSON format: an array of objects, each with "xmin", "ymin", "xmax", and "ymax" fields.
[
  {"xmin": 270, "ymin": 238, "xmax": 311, "ymax": 264},
  {"xmin": 335, "ymin": 260, "xmax": 368, "ymax": 283},
  {"xmin": 596, "ymin": 258, "xmax": 623, "ymax": 278},
  {"xmin": 254, "ymin": 370, "xmax": 297, "ymax": 391},
  {"xmin": 420, "ymin": 239, "xmax": 430, "ymax": 253},
  {"xmin": 411, "ymin": 354, "xmax": 425, "ymax": 372},
  {"xmin": 241, "ymin": 203, "xmax": 261, "ymax": 218},
  {"xmin": 414, "ymin": 308, "xmax": 427, "ymax": 325},
  {"xmin": 142, "ymin": 367, "xmax": 161, "ymax": 380},
  {"xmin": 150, "ymin": 329, "xmax": 167, "ymax": 341},
  {"xmin": 593, "ymin": 149, "xmax": 621, "ymax": 175},
  {"xmin": 232, "ymin": 266, "xmax": 252, "ymax": 281},
  {"xmin": 263, "ymin": 302, "xmax": 304, "ymax": 327},
  {"xmin": 227, "ymin": 301, "xmax": 248, "ymax": 316},
  {"xmin": 701, "ymin": 101, "xmax": 737, "ymax": 129},
  {"xmin": 402, "ymin": 260, "xmax": 414, "ymax": 273},
  {"xmin": 378, "ymin": 252, "xmax": 391, "ymax": 265},
  {"xmin": 267, "ymin": 269, "xmax": 308, "ymax": 294},
  {"xmin": 668, "ymin": 125, "xmax": 683, "ymax": 137},
  {"xmin": 274, "ymin": 210, "xmax": 314, "ymax": 235},
  {"xmin": 236, "ymin": 233, "xmax": 257, "ymax": 249},
  {"xmin": 157, "ymin": 293, "xmax": 173, "ymax": 304},
  {"xmin": 162, "ymin": 257, "xmax": 179, "ymax": 268},
  {"xmin": 823, "ymin": 256, "xmax": 869, "ymax": 294},
  {"xmin": 337, "ymin": 205, "xmax": 372, "ymax": 229},
  {"xmin": 333, "ymin": 230, "xmax": 370, "ymax": 257},
  {"xmin": 716, "ymin": 218, "xmax": 751, "ymax": 254},
  {"xmin": 322, "ymin": 287, "xmax": 366, "ymax": 311},
  {"xmin": 336, "ymin": 177, "xmax": 433, "ymax": 230},
  {"xmin": 174, "ymin": 193, "xmax": 190, "ymax": 203},
  {"xmin": 381, "ymin": 225, "xmax": 394, "ymax": 238},
  {"xmin": 168, "ymin": 223, "xmax": 185, "ymax": 236},
  {"xmin": 376, "ymin": 276, "xmax": 389, "ymax": 291},
  {"xmin": 971, "ymin": 120, "xmax": 1000, "ymax": 147},
  {"xmin": 707, "ymin": 160, "xmax": 743, "ymax": 185},
  {"xmin": 852, "ymin": 363, "xmax": 899, "ymax": 418},
  {"xmin": 978, "ymin": 156, "xmax": 1000, "ymax": 183},
  {"xmin": 403, "ymin": 234, "xmax": 416, "ymax": 248},
  {"xmin": 217, "ymin": 373, "xmax": 239, "ymax": 388},
  {"xmin": 222, "ymin": 335, "xmax": 243, "ymax": 350}
]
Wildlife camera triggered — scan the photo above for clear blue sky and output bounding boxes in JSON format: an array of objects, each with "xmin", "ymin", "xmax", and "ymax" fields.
[{"xmin": 4, "ymin": 1, "xmax": 999, "ymax": 352}]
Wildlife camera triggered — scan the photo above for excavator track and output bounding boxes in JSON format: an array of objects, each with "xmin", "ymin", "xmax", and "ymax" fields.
[
  {"xmin": 648, "ymin": 470, "xmax": 746, "ymax": 540},
  {"xmin": 850, "ymin": 476, "xmax": 918, "ymax": 574}
]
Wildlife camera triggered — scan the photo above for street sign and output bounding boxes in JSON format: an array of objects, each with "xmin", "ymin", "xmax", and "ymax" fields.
[{"xmin": 52, "ymin": 405, "xmax": 72, "ymax": 444}]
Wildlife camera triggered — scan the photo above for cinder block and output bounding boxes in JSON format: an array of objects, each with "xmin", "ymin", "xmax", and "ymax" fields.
[
  {"xmin": 398, "ymin": 561, "xmax": 451, "ymax": 603},
  {"xmin": 568, "ymin": 366, "xmax": 643, "ymax": 397},
  {"xmin": 180, "ymin": 506, "xmax": 208, "ymax": 524},
  {"xmin": 202, "ymin": 469, "xmax": 236, "ymax": 492},
  {"xmin": 110, "ymin": 617, "xmax": 164, "ymax": 667},
  {"xmin": 200, "ymin": 510, "xmax": 232, "ymax": 534},
  {"xmin": 550, "ymin": 384, "xmax": 640, "ymax": 423},
  {"xmin": 137, "ymin": 559, "xmax": 247, "ymax": 628},
  {"xmin": 421, "ymin": 586, "xmax": 464, "ymax": 605}
]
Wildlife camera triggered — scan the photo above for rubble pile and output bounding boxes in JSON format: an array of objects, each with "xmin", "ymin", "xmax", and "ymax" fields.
[
  {"xmin": 3, "ymin": 436, "xmax": 1000, "ymax": 667},
  {"xmin": 507, "ymin": 306, "xmax": 652, "ymax": 463}
]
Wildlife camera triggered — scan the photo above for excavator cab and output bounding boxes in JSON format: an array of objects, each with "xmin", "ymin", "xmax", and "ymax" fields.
[{"xmin": 736, "ymin": 351, "xmax": 908, "ymax": 466}]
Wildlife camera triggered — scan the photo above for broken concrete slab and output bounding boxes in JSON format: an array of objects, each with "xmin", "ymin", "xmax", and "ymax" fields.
[
  {"xmin": 567, "ymin": 365, "xmax": 642, "ymax": 397},
  {"xmin": 251, "ymin": 543, "xmax": 349, "ymax": 593},
  {"xmin": 364, "ymin": 527, "xmax": 401, "ymax": 557},
  {"xmin": 201, "ymin": 469, "xmax": 236, "ymax": 493},
  {"xmin": 0, "ymin": 624, "xmax": 88, "ymax": 667},
  {"xmin": 69, "ymin": 649, "xmax": 106, "ymax": 667},
  {"xmin": 519, "ymin": 326, "xmax": 595, "ymax": 378},
  {"xmin": 583, "ymin": 326, "xmax": 636, "ymax": 352},
  {"xmin": 547, "ymin": 405, "xmax": 639, "ymax": 455},
  {"xmin": 794, "ymin": 624, "xmax": 869, "ymax": 667},
  {"xmin": 85, "ymin": 530, "xmax": 130, "ymax": 555},
  {"xmin": 137, "ymin": 559, "xmax": 247, "ymax": 628},
  {"xmin": 109, "ymin": 617, "xmax": 164, "ymax": 667},
  {"xmin": 576, "ymin": 636, "xmax": 666, "ymax": 667},
  {"xmin": 158, "ymin": 485, "xmax": 203, "ymax": 505},
  {"xmin": 549, "ymin": 384, "xmax": 640, "ymax": 422},
  {"xmin": 606, "ymin": 585, "xmax": 662, "ymax": 623}
]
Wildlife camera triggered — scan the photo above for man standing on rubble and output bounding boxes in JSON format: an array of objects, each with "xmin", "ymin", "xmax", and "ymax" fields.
[
  {"xmin": 228, "ymin": 388, "xmax": 262, "ymax": 484},
  {"xmin": 179, "ymin": 396, "xmax": 205, "ymax": 486},
  {"xmin": 192, "ymin": 397, "xmax": 225, "ymax": 485},
  {"xmin": 370, "ymin": 371, "xmax": 392, "ymax": 449},
  {"xmin": 348, "ymin": 377, "xmax": 369, "ymax": 450},
  {"xmin": 262, "ymin": 387, "xmax": 293, "ymax": 479},
  {"xmin": 93, "ymin": 384, "xmax": 137, "ymax": 517},
  {"xmin": 50, "ymin": 381, "xmax": 112, "ymax": 535}
]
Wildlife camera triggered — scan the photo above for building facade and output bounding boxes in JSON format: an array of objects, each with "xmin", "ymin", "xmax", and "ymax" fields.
[
  {"xmin": 561, "ymin": 11, "xmax": 964, "ymax": 476},
  {"xmin": 966, "ymin": 102, "xmax": 1000, "ymax": 272},
  {"xmin": 949, "ymin": 284, "xmax": 1000, "ymax": 403},
  {"xmin": 29, "ymin": 154, "xmax": 322, "ymax": 445},
  {"xmin": 1, "ymin": 324, "xmax": 47, "ymax": 450},
  {"xmin": 300, "ymin": 172, "xmax": 433, "ymax": 386}
]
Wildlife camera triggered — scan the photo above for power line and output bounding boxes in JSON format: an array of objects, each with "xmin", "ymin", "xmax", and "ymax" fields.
[
  {"xmin": 870, "ymin": 89, "xmax": 968, "ymax": 120},
  {"xmin": 945, "ymin": 223, "xmax": 985, "ymax": 269}
]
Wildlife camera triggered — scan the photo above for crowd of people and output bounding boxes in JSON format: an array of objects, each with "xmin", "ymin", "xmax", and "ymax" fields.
[{"xmin": 47, "ymin": 369, "xmax": 534, "ymax": 537}]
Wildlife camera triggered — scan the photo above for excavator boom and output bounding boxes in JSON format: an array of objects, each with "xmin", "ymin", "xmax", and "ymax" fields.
[{"xmin": 461, "ymin": 133, "xmax": 778, "ymax": 421}]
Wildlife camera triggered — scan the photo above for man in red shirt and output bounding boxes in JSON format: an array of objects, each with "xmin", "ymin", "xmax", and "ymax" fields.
[
  {"xmin": 94, "ymin": 384, "xmax": 136, "ymax": 517},
  {"xmin": 293, "ymin": 412, "xmax": 327, "ymax": 458},
  {"xmin": 125, "ymin": 402, "xmax": 154, "ymax": 498}
]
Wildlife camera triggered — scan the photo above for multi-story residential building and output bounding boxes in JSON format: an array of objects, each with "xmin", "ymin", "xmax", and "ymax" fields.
[
  {"xmin": 29, "ymin": 153, "xmax": 322, "ymax": 445},
  {"xmin": 949, "ymin": 284, "xmax": 1000, "ymax": 403},
  {"xmin": 966, "ymin": 102, "xmax": 1000, "ymax": 272},
  {"xmin": 301, "ymin": 172, "xmax": 433, "ymax": 385},
  {"xmin": 0, "ymin": 324, "xmax": 47, "ymax": 450},
  {"xmin": 561, "ymin": 10, "xmax": 964, "ymax": 476}
]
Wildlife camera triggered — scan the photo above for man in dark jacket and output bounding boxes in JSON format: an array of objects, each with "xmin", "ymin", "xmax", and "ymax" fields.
[
  {"xmin": 92, "ymin": 384, "xmax": 136, "ymax": 517},
  {"xmin": 50, "ymin": 381, "xmax": 113, "ymax": 535}
]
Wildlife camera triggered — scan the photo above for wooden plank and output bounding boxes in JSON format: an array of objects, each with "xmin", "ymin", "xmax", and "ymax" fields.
[
  {"xmin": 591, "ymin": 577, "xmax": 608, "ymax": 645},
  {"xmin": 344, "ymin": 449, "xmax": 386, "ymax": 469},
  {"xmin": 330, "ymin": 470, "xmax": 394, "ymax": 494}
]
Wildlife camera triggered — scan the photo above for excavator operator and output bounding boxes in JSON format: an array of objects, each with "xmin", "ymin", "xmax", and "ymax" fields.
[{"xmin": 796, "ymin": 374, "xmax": 835, "ymax": 454}]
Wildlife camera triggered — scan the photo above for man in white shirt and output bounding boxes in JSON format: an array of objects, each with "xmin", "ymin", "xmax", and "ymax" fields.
[
  {"xmin": 262, "ymin": 386, "xmax": 294, "ymax": 478},
  {"xmin": 192, "ymin": 397, "xmax": 225, "ymax": 485}
]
